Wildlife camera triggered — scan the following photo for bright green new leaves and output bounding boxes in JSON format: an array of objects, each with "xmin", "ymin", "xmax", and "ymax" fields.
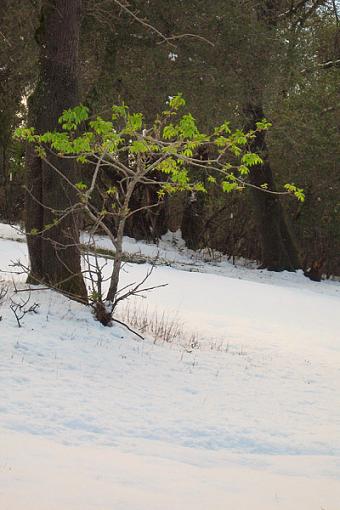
[
  {"xmin": 15, "ymin": 127, "xmax": 36, "ymax": 142},
  {"xmin": 111, "ymin": 104, "xmax": 128, "ymax": 120},
  {"xmin": 256, "ymin": 119, "xmax": 272, "ymax": 130},
  {"xmin": 75, "ymin": 181, "xmax": 88, "ymax": 191},
  {"xmin": 157, "ymin": 157, "xmax": 178, "ymax": 175},
  {"xmin": 41, "ymin": 131, "xmax": 93, "ymax": 155},
  {"xmin": 241, "ymin": 153, "xmax": 263, "ymax": 167},
  {"xmin": 163, "ymin": 124, "xmax": 177, "ymax": 140},
  {"xmin": 233, "ymin": 130, "xmax": 248, "ymax": 146},
  {"xmin": 130, "ymin": 140, "xmax": 149, "ymax": 154},
  {"xmin": 89, "ymin": 117, "xmax": 114, "ymax": 136},
  {"xmin": 157, "ymin": 158, "xmax": 189, "ymax": 188},
  {"xmin": 222, "ymin": 181, "xmax": 238, "ymax": 193},
  {"xmin": 162, "ymin": 114, "xmax": 200, "ymax": 141},
  {"xmin": 214, "ymin": 121, "xmax": 231, "ymax": 135},
  {"xmin": 171, "ymin": 168, "xmax": 189, "ymax": 186},
  {"xmin": 284, "ymin": 183, "xmax": 305, "ymax": 202},
  {"xmin": 178, "ymin": 114, "xmax": 199, "ymax": 139},
  {"xmin": 215, "ymin": 136, "xmax": 229, "ymax": 148},
  {"xmin": 124, "ymin": 113, "xmax": 143, "ymax": 134},
  {"xmin": 238, "ymin": 153, "xmax": 263, "ymax": 176},
  {"xmin": 169, "ymin": 94, "xmax": 186, "ymax": 110},
  {"xmin": 59, "ymin": 105, "xmax": 89, "ymax": 131},
  {"xmin": 106, "ymin": 186, "xmax": 118, "ymax": 196},
  {"xmin": 14, "ymin": 94, "xmax": 303, "ymax": 202},
  {"xmin": 238, "ymin": 165, "xmax": 250, "ymax": 176},
  {"xmin": 194, "ymin": 182, "xmax": 207, "ymax": 193}
]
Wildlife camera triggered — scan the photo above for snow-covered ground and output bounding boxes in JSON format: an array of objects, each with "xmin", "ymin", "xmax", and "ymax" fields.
[{"xmin": 0, "ymin": 224, "xmax": 339, "ymax": 509}]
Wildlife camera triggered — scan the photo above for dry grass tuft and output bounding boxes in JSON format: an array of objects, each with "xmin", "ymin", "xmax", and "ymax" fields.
[{"xmin": 116, "ymin": 300, "xmax": 230, "ymax": 353}]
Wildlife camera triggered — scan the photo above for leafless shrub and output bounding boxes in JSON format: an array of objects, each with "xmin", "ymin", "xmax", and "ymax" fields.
[
  {"xmin": 0, "ymin": 281, "xmax": 8, "ymax": 321},
  {"xmin": 10, "ymin": 292, "xmax": 39, "ymax": 328},
  {"xmin": 0, "ymin": 281, "xmax": 8, "ymax": 304}
]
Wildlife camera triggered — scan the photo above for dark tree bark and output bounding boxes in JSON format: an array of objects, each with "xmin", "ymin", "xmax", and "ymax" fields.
[
  {"xmin": 244, "ymin": 103, "xmax": 301, "ymax": 271},
  {"xmin": 0, "ymin": 144, "xmax": 7, "ymax": 187},
  {"xmin": 26, "ymin": 0, "xmax": 87, "ymax": 301},
  {"xmin": 182, "ymin": 192, "xmax": 206, "ymax": 250},
  {"xmin": 239, "ymin": 1, "xmax": 302, "ymax": 271}
]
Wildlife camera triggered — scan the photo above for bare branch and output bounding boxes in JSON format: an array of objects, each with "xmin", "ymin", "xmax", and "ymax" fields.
[
  {"xmin": 157, "ymin": 33, "xmax": 215, "ymax": 48},
  {"xmin": 112, "ymin": 317, "xmax": 144, "ymax": 340},
  {"xmin": 332, "ymin": 0, "xmax": 339, "ymax": 25},
  {"xmin": 112, "ymin": 0, "xmax": 214, "ymax": 47},
  {"xmin": 112, "ymin": 0, "xmax": 177, "ymax": 48}
]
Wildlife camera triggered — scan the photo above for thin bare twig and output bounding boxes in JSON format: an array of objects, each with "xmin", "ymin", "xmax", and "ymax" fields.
[
  {"xmin": 112, "ymin": 0, "xmax": 214, "ymax": 47},
  {"xmin": 112, "ymin": 317, "xmax": 144, "ymax": 340}
]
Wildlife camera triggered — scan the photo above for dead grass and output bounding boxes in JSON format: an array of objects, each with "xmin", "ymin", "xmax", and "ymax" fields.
[{"xmin": 116, "ymin": 300, "xmax": 230, "ymax": 353}]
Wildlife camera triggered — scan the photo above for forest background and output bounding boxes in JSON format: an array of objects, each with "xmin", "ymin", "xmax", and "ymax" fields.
[{"xmin": 0, "ymin": 0, "xmax": 339, "ymax": 279}]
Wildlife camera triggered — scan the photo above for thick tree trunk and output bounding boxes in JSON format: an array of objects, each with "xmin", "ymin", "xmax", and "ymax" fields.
[
  {"xmin": 244, "ymin": 103, "xmax": 301, "ymax": 271},
  {"xmin": 0, "ymin": 145, "xmax": 6, "ymax": 186},
  {"xmin": 26, "ymin": 0, "xmax": 87, "ymax": 301},
  {"xmin": 182, "ymin": 192, "xmax": 206, "ymax": 250}
]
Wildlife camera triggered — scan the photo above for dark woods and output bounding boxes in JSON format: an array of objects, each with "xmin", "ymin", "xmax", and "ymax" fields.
[{"xmin": 1, "ymin": 0, "xmax": 339, "ymax": 283}]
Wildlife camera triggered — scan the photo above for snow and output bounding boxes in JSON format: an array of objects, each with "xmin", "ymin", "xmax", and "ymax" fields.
[{"xmin": 0, "ymin": 223, "xmax": 339, "ymax": 509}]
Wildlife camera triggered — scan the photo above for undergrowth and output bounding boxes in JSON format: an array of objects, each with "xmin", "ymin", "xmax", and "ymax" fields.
[{"xmin": 116, "ymin": 300, "xmax": 230, "ymax": 353}]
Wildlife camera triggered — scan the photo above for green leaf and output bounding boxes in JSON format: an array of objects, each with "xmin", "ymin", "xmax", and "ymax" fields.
[
  {"xmin": 58, "ymin": 105, "xmax": 89, "ymax": 131},
  {"xmin": 238, "ymin": 165, "xmax": 250, "ymax": 176},
  {"xmin": 221, "ymin": 181, "xmax": 238, "ymax": 193},
  {"xmin": 14, "ymin": 127, "xmax": 36, "ymax": 142},
  {"xmin": 106, "ymin": 186, "xmax": 118, "ymax": 196},
  {"xmin": 230, "ymin": 145, "xmax": 242, "ymax": 156},
  {"xmin": 178, "ymin": 114, "xmax": 199, "ymax": 139},
  {"xmin": 124, "ymin": 113, "xmax": 143, "ymax": 134},
  {"xmin": 171, "ymin": 169, "xmax": 189, "ymax": 186},
  {"xmin": 163, "ymin": 124, "xmax": 178, "ymax": 140},
  {"xmin": 169, "ymin": 94, "xmax": 186, "ymax": 110},
  {"xmin": 256, "ymin": 118, "xmax": 272, "ymax": 130},
  {"xmin": 284, "ymin": 183, "xmax": 305, "ymax": 202},
  {"xmin": 112, "ymin": 104, "xmax": 128, "ymax": 120},
  {"xmin": 295, "ymin": 190, "xmax": 305, "ymax": 202},
  {"xmin": 182, "ymin": 148, "xmax": 193, "ymax": 157},
  {"xmin": 77, "ymin": 155, "xmax": 88, "ymax": 164},
  {"xmin": 214, "ymin": 121, "xmax": 231, "ymax": 135},
  {"xmin": 35, "ymin": 145, "xmax": 46, "ymax": 158},
  {"xmin": 161, "ymin": 182, "xmax": 177, "ymax": 194},
  {"xmin": 75, "ymin": 181, "xmax": 88, "ymax": 191},
  {"xmin": 130, "ymin": 140, "xmax": 149, "ymax": 154},
  {"xmin": 241, "ymin": 153, "xmax": 263, "ymax": 167},
  {"xmin": 215, "ymin": 136, "xmax": 229, "ymax": 147},
  {"xmin": 157, "ymin": 157, "xmax": 178, "ymax": 174},
  {"xmin": 194, "ymin": 182, "xmax": 207, "ymax": 193},
  {"xmin": 89, "ymin": 118, "xmax": 113, "ymax": 136}
]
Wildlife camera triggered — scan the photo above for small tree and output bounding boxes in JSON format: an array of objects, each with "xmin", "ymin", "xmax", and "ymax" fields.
[{"xmin": 16, "ymin": 95, "xmax": 303, "ymax": 324}]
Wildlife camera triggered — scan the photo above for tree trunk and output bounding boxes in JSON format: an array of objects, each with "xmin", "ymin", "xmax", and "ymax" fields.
[
  {"xmin": 26, "ymin": 0, "xmax": 87, "ymax": 301},
  {"xmin": 244, "ymin": 103, "xmax": 301, "ymax": 271},
  {"xmin": 182, "ymin": 192, "xmax": 205, "ymax": 250}
]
